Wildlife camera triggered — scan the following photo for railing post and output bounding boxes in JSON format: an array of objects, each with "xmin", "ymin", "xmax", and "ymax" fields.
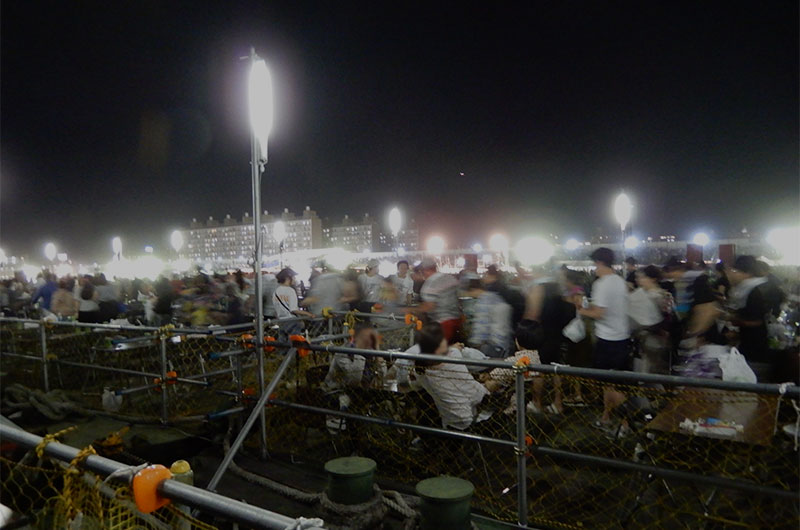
[
  {"xmin": 39, "ymin": 320, "xmax": 50, "ymax": 392},
  {"xmin": 515, "ymin": 369, "xmax": 528, "ymax": 526},
  {"xmin": 160, "ymin": 336, "xmax": 169, "ymax": 423},
  {"xmin": 206, "ymin": 347, "xmax": 297, "ymax": 492},
  {"xmin": 328, "ymin": 316, "xmax": 334, "ymax": 336}
]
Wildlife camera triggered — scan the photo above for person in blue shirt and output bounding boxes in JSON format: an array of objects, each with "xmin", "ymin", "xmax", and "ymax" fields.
[{"xmin": 31, "ymin": 273, "xmax": 58, "ymax": 312}]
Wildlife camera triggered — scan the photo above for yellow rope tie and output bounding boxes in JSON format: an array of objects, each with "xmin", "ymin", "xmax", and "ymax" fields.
[
  {"xmin": 62, "ymin": 445, "xmax": 99, "ymax": 523},
  {"xmin": 35, "ymin": 425, "xmax": 78, "ymax": 459},
  {"xmin": 158, "ymin": 324, "xmax": 175, "ymax": 340}
]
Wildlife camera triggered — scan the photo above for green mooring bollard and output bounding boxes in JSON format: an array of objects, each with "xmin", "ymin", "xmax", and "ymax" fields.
[
  {"xmin": 415, "ymin": 475, "xmax": 474, "ymax": 530},
  {"xmin": 324, "ymin": 456, "xmax": 377, "ymax": 505}
]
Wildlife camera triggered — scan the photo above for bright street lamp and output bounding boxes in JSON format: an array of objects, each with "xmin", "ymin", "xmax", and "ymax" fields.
[
  {"xmin": 766, "ymin": 226, "xmax": 800, "ymax": 265},
  {"xmin": 44, "ymin": 242, "xmax": 57, "ymax": 262},
  {"xmin": 170, "ymin": 230, "xmax": 184, "ymax": 253},
  {"xmin": 624, "ymin": 235, "xmax": 640, "ymax": 250},
  {"xmin": 514, "ymin": 236, "xmax": 555, "ymax": 266},
  {"xmin": 248, "ymin": 56, "xmax": 273, "ymax": 159},
  {"xmin": 613, "ymin": 193, "xmax": 632, "ymax": 232},
  {"xmin": 564, "ymin": 238, "xmax": 581, "ymax": 251},
  {"xmin": 426, "ymin": 235, "xmax": 446, "ymax": 254},
  {"xmin": 388, "ymin": 207, "xmax": 402, "ymax": 237},
  {"xmin": 692, "ymin": 232, "xmax": 710, "ymax": 247},
  {"xmin": 111, "ymin": 237, "xmax": 122, "ymax": 260}
]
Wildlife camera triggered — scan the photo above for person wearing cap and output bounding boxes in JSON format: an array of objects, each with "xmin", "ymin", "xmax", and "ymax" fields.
[
  {"xmin": 358, "ymin": 259, "xmax": 384, "ymax": 307},
  {"xmin": 577, "ymin": 247, "xmax": 630, "ymax": 432},
  {"xmin": 417, "ymin": 257, "xmax": 461, "ymax": 343},
  {"xmin": 274, "ymin": 268, "xmax": 314, "ymax": 320}
]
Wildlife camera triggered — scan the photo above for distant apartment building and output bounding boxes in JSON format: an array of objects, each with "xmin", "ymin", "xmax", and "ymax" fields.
[
  {"xmin": 377, "ymin": 219, "xmax": 420, "ymax": 251},
  {"xmin": 182, "ymin": 206, "xmax": 322, "ymax": 268},
  {"xmin": 324, "ymin": 214, "xmax": 380, "ymax": 252}
]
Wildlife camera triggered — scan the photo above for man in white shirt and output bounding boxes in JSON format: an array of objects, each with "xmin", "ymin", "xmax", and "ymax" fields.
[
  {"xmin": 578, "ymin": 247, "xmax": 631, "ymax": 430},
  {"xmin": 273, "ymin": 268, "xmax": 314, "ymax": 320},
  {"xmin": 358, "ymin": 259, "xmax": 384, "ymax": 305},
  {"xmin": 390, "ymin": 260, "xmax": 414, "ymax": 305}
]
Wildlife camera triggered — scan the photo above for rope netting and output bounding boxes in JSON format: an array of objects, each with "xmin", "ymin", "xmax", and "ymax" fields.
[
  {"xmin": 249, "ymin": 353, "xmax": 799, "ymax": 529},
  {"xmin": 0, "ymin": 440, "xmax": 216, "ymax": 529},
  {"xmin": 5, "ymin": 318, "xmax": 796, "ymax": 528}
]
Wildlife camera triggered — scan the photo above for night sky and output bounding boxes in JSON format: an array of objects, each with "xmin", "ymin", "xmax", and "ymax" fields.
[{"xmin": 2, "ymin": 2, "xmax": 798, "ymax": 263}]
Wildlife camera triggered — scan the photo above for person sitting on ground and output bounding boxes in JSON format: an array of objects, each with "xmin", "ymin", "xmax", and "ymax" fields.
[
  {"xmin": 322, "ymin": 323, "xmax": 383, "ymax": 390},
  {"xmin": 480, "ymin": 321, "xmax": 542, "ymax": 415},
  {"xmin": 414, "ymin": 322, "xmax": 489, "ymax": 430}
]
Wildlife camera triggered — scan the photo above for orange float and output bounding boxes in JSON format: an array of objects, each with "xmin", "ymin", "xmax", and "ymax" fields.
[
  {"xmin": 132, "ymin": 464, "xmax": 172, "ymax": 513},
  {"xmin": 289, "ymin": 334, "xmax": 311, "ymax": 358}
]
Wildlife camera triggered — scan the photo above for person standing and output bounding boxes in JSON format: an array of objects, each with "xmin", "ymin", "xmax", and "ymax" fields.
[
  {"xmin": 417, "ymin": 258, "xmax": 461, "ymax": 343},
  {"xmin": 578, "ymin": 247, "xmax": 630, "ymax": 431},
  {"xmin": 390, "ymin": 260, "xmax": 414, "ymax": 305}
]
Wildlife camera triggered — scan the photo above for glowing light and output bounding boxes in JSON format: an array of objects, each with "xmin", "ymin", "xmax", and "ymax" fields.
[
  {"xmin": 692, "ymin": 232, "xmax": 710, "ymax": 247},
  {"xmin": 57, "ymin": 253, "xmax": 68, "ymax": 263},
  {"xmin": 248, "ymin": 58, "xmax": 273, "ymax": 157},
  {"xmin": 274, "ymin": 221, "xmax": 287, "ymax": 243},
  {"xmin": 426, "ymin": 235, "xmax": 446, "ymax": 254},
  {"xmin": 170, "ymin": 230, "xmax": 184, "ymax": 253},
  {"xmin": 564, "ymin": 238, "xmax": 581, "ymax": 251},
  {"xmin": 144, "ymin": 246, "xmax": 154, "ymax": 254},
  {"xmin": 614, "ymin": 193, "xmax": 632, "ymax": 231},
  {"xmin": 44, "ymin": 243, "xmax": 57, "ymax": 262},
  {"xmin": 55, "ymin": 263, "xmax": 73, "ymax": 278},
  {"xmin": 514, "ymin": 236, "xmax": 554, "ymax": 266},
  {"xmin": 111, "ymin": 237, "xmax": 122, "ymax": 256},
  {"xmin": 766, "ymin": 226, "xmax": 800, "ymax": 266},
  {"xmin": 21, "ymin": 264, "xmax": 42, "ymax": 281},
  {"xmin": 624, "ymin": 236, "xmax": 640, "ymax": 250},
  {"xmin": 388, "ymin": 207, "xmax": 402, "ymax": 237},
  {"xmin": 397, "ymin": 247, "xmax": 406, "ymax": 257},
  {"xmin": 489, "ymin": 234, "xmax": 510, "ymax": 253},
  {"xmin": 324, "ymin": 248, "xmax": 354, "ymax": 271},
  {"xmin": 471, "ymin": 243, "xmax": 483, "ymax": 253}
]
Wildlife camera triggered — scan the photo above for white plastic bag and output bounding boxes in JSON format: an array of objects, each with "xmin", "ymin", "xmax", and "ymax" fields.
[
  {"xmin": 562, "ymin": 316, "xmax": 586, "ymax": 343},
  {"xmin": 719, "ymin": 347, "xmax": 757, "ymax": 383}
]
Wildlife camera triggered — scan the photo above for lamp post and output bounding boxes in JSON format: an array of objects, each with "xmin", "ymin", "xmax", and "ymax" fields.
[
  {"xmin": 613, "ymin": 192, "xmax": 632, "ymax": 262},
  {"xmin": 44, "ymin": 243, "xmax": 56, "ymax": 272},
  {"xmin": 388, "ymin": 207, "xmax": 402, "ymax": 253},
  {"xmin": 170, "ymin": 230, "xmax": 184, "ymax": 261},
  {"xmin": 111, "ymin": 237, "xmax": 122, "ymax": 261},
  {"xmin": 248, "ymin": 47, "xmax": 273, "ymax": 459},
  {"xmin": 489, "ymin": 233, "xmax": 509, "ymax": 266}
]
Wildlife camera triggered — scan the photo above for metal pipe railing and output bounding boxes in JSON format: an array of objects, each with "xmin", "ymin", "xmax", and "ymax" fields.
[
  {"xmin": 206, "ymin": 347, "xmax": 297, "ymax": 492},
  {"xmin": 0, "ymin": 424, "xmax": 323, "ymax": 530}
]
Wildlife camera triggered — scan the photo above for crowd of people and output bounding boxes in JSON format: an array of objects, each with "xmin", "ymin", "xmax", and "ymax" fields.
[{"xmin": 2, "ymin": 247, "xmax": 796, "ymax": 434}]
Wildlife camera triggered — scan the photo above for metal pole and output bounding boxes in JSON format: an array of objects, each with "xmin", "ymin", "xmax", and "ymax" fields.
[
  {"xmin": 39, "ymin": 321, "xmax": 50, "ymax": 392},
  {"xmin": 160, "ymin": 336, "xmax": 169, "ymax": 423},
  {"xmin": 206, "ymin": 348, "xmax": 296, "ymax": 492},
  {"xmin": 514, "ymin": 370, "xmax": 528, "ymax": 526},
  {"xmin": 250, "ymin": 46, "xmax": 268, "ymax": 459},
  {"xmin": 0, "ymin": 425, "xmax": 310, "ymax": 530}
]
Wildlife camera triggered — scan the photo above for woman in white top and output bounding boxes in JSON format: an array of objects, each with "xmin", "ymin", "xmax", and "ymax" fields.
[{"xmin": 629, "ymin": 265, "xmax": 672, "ymax": 374}]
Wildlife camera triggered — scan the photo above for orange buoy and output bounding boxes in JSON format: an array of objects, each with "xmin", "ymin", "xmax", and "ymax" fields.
[{"xmin": 132, "ymin": 464, "xmax": 172, "ymax": 513}]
